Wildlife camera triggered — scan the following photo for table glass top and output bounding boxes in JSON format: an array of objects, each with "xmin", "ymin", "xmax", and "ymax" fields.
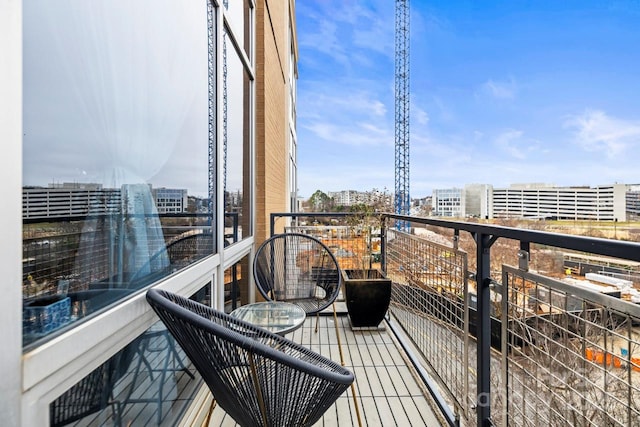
[{"xmin": 230, "ymin": 301, "xmax": 306, "ymax": 335}]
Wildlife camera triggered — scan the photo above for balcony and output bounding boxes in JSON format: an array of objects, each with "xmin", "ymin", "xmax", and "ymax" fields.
[
  {"xmin": 264, "ymin": 212, "xmax": 640, "ymax": 426},
  {"xmin": 25, "ymin": 212, "xmax": 640, "ymax": 426},
  {"xmin": 205, "ymin": 306, "xmax": 446, "ymax": 426}
]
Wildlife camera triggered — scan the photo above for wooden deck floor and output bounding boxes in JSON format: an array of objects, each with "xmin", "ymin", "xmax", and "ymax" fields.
[
  {"xmin": 207, "ymin": 306, "xmax": 446, "ymax": 427},
  {"xmin": 62, "ymin": 308, "xmax": 446, "ymax": 426}
]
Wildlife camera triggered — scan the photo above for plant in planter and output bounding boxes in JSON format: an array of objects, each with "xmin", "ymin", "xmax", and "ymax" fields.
[
  {"xmin": 342, "ymin": 268, "xmax": 392, "ymax": 328},
  {"xmin": 342, "ymin": 188, "xmax": 393, "ymax": 328}
]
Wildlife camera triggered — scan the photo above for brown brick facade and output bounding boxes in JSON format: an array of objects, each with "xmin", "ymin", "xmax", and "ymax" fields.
[{"xmin": 255, "ymin": 0, "xmax": 297, "ymax": 245}]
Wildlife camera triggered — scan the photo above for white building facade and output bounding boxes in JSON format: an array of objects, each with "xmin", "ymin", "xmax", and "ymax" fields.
[
  {"xmin": 626, "ymin": 185, "xmax": 640, "ymax": 220},
  {"xmin": 464, "ymin": 184, "xmax": 493, "ymax": 219},
  {"xmin": 432, "ymin": 188, "xmax": 465, "ymax": 217},
  {"xmin": 492, "ymin": 183, "xmax": 627, "ymax": 221},
  {"xmin": 431, "ymin": 183, "xmax": 628, "ymax": 221},
  {"xmin": 152, "ymin": 187, "xmax": 189, "ymax": 214}
]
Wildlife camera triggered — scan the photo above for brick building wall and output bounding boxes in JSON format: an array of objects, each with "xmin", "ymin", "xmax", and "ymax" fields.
[{"xmin": 255, "ymin": 0, "xmax": 297, "ymax": 243}]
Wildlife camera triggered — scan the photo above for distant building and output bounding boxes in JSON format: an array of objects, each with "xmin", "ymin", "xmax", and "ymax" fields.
[
  {"xmin": 492, "ymin": 183, "xmax": 626, "ymax": 221},
  {"xmin": 464, "ymin": 184, "xmax": 493, "ymax": 219},
  {"xmin": 626, "ymin": 185, "xmax": 640, "ymax": 220},
  {"xmin": 23, "ymin": 183, "xmax": 190, "ymax": 219},
  {"xmin": 430, "ymin": 183, "xmax": 629, "ymax": 221},
  {"xmin": 327, "ymin": 190, "xmax": 392, "ymax": 208},
  {"xmin": 328, "ymin": 190, "xmax": 363, "ymax": 207},
  {"xmin": 432, "ymin": 188, "xmax": 464, "ymax": 217},
  {"xmin": 151, "ymin": 187, "xmax": 188, "ymax": 214},
  {"xmin": 23, "ymin": 183, "xmax": 120, "ymax": 220},
  {"xmin": 410, "ymin": 196, "xmax": 431, "ymax": 216},
  {"xmin": 412, "ymin": 196, "xmax": 431, "ymax": 209}
]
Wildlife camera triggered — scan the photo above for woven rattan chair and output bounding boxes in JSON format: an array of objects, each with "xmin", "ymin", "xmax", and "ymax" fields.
[
  {"xmin": 253, "ymin": 233, "xmax": 342, "ymax": 315},
  {"xmin": 146, "ymin": 289, "xmax": 354, "ymax": 427}
]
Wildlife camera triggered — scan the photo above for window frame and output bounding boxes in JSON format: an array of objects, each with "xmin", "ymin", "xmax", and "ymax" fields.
[{"xmin": 12, "ymin": 1, "xmax": 257, "ymax": 425}]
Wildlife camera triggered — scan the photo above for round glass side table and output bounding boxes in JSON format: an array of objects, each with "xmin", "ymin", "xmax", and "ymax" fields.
[{"xmin": 230, "ymin": 301, "xmax": 306, "ymax": 336}]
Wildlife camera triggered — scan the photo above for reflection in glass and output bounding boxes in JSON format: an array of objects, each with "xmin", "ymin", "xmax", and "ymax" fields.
[
  {"xmin": 223, "ymin": 29, "xmax": 251, "ymax": 243},
  {"xmin": 224, "ymin": 255, "xmax": 249, "ymax": 311},
  {"xmin": 224, "ymin": 0, "xmax": 251, "ymax": 55},
  {"xmin": 76, "ymin": 184, "xmax": 169, "ymax": 288},
  {"xmin": 22, "ymin": 1, "xmax": 211, "ymax": 347},
  {"xmin": 49, "ymin": 284, "xmax": 209, "ymax": 426}
]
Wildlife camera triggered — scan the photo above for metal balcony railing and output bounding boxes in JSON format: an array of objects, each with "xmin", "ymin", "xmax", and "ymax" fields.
[{"xmin": 271, "ymin": 212, "xmax": 640, "ymax": 427}]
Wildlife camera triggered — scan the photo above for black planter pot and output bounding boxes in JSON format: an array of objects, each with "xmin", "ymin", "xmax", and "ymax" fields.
[{"xmin": 341, "ymin": 269, "xmax": 392, "ymax": 328}]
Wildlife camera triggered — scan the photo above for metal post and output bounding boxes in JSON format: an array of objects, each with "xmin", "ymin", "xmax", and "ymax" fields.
[
  {"xmin": 475, "ymin": 233, "xmax": 492, "ymax": 426},
  {"xmin": 500, "ymin": 270, "xmax": 509, "ymax": 427},
  {"xmin": 270, "ymin": 213, "xmax": 275, "ymax": 237},
  {"xmin": 518, "ymin": 241, "xmax": 530, "ymax": 272},
  {"xmin": 231, "ymin": 264, "xmax": 238, "ymax": 310},
  {"xmin": 380, "ymin": 217, "xmax": 387, "ymax": 273}
]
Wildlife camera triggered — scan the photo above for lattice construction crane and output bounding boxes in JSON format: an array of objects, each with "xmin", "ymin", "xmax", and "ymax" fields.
[{"xmin": 394, "ymin": 0, "xmax": 410, "ymax": 225}]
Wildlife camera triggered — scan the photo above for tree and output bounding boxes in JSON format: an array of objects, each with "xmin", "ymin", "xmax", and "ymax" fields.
[{"xmin": 308, "ymin": 190, "xmax": 331, "ymax": 212}]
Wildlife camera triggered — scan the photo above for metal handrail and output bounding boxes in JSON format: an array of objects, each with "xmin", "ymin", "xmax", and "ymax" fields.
[{"xmin": 271, "ymin": 212, "xmax": 640, "ymax": 427}]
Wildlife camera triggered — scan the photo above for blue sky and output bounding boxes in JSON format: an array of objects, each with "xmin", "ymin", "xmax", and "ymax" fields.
[{"xmin": 295, "ymin": 1, "xmax": 640, "ymax": 199}]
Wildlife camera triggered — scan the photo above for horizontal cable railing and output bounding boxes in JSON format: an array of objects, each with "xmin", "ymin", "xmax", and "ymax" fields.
[{"xmin": 271, "ymin": 212, "xmax": 640, "ymax": 427}]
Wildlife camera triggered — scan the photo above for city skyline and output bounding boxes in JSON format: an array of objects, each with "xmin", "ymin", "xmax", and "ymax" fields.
[
  {"xmin": 22, "ymin": 2, "xmax": 640, "ymax": 201},
  {"xmin": 296, "ymin": 1, "xmax": 640, "ymax": 198}
]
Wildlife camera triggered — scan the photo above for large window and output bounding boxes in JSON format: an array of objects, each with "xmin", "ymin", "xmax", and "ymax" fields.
[
  {"xmin": 22, "ymin": 0, "xmax": 211, "ymax": 349},
  {"xmin": 223, "ymin": 25, "xmax": 253, "ymax": 244},
  {"xmin": 17, "ymin": 1, "xmax": 258, "ymax": 425}
]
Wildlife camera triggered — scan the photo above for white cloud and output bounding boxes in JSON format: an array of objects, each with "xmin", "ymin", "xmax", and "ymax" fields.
[
  {"xmin": 480, "ymin": 78, "xmax": 517, "ymax": 100},
  {"xmin": 358, "ymin": 122, "xmax": 388, "ymax": 136},
  {"xmin": 300, "ymin": 88, "xmax": 388, "ymax": 120},
  {"xmin": 494, "ymin": 129, "xmax": 526, "ymax": 159},
  {"xmin": 412, "ymin": 104, "xmax": 430, "ymax": 126},
  {"xmin": 368, "ymin": 100, "xmax": 387, "ymax": 117},
  {"xmin": 564, "ymin": 109, "xmax": 640, "ymax": 157},
  {"xmin": 351, "ymin": 8, "xmax": 394, "ymax": 57},
  {"xmin": 298, "ymin": 17, "xmax": 349, "ymax": 65},
  {"xmin": 303, "ymin": 121, "xmax": 392, "ymax": 147},
  {"xmin": 300, "ymin": 89, "xmax": 392, "ymax": 147},
  {"xmin": 297, "ymin": 1, "xmax": 394, "ymax": 65},
  {"xmin": 431, "ymin": 96, "xmax": 455, "ymax": 123}
]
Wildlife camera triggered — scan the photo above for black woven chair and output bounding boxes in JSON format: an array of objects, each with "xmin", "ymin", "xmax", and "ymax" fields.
[
  {"xmin": 253, "ymin": 233, "xmax": 342, "ymax": 315},
  {"xmin": 50, "ymin": 342, "xmax": 136, "ymax": 427},
  {"xmin": 146, "ymin": 289, "xmax": 354, "ymax": 427}
]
